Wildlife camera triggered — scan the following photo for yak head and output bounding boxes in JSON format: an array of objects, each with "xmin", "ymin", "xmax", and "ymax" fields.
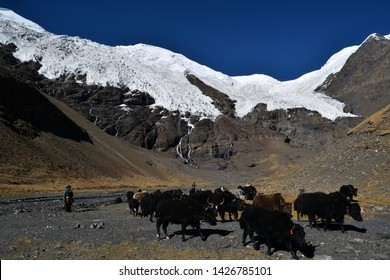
[
  {"xmin": 349, "ymin": 203, "xmax": 363, "ymax": 222},
  {"xmin": 201, "ymin": 209, "xmax": 217, "ymax": 226},
  {"xmin": 290, "ymin": 224, "xmax": 316, "ymax": 258}
]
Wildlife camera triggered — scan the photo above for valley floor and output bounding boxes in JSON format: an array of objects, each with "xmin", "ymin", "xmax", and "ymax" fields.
[{"xmin": 0, "ymin": 191, "xmax": 389, "ymax": 260}]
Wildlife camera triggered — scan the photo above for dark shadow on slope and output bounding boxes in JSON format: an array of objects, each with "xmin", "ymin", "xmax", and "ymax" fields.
[
  {"xmin": 310, "ymin": 222, "xmax": 367, "ymax": 233},
  {"xmin": 244, "ymin": 235, "xmax": 316, "ymax": 259},
  {"xmin": 0, "ymin": 67, "xmax": 92, "ymax": 143},
  {"xmin": 170, "ymin": 228, "xmax": 234, "ymax": 241}
]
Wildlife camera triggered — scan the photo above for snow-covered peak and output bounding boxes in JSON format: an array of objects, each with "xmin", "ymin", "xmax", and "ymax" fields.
[
  {"xmin": 226, "ymin": 45, "xmax": 359, "ymax": 119},
  {"xmin": 361, "ymin": 33, "xmax": 390, "ymax": 44},
  {"xmin": 0, "ymin": 9, "xmax": 377, "ymax": 121},
  {"xmin": 0, "ymin": 8, "xmax": 45, "ymax": 33}
]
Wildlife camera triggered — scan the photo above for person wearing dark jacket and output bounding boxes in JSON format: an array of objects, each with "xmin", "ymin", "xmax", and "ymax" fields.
[{"xmin": 63, "ymin": 185, "xmax": 74, "ymax": 212}]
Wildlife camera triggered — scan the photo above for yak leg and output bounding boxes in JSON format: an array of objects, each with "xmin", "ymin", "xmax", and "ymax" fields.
[
  {"xmin": 219, "ymin": 210, "xmax": 226, "ymax": 222},
  {"xmin": 248, "ymin": 229, "xmax": 260, "ymax": 251},
  {"xmin": 195, "ymin": 222, "xmax": 206, "ymax": 241},
  {"xmin": 156, "ymin": 220, "xmax": 162, "ymax": 239},
  {"xmin": 308, "ymin": 214, "xmax": 319, "ymax": 229},
  {"xmin": 339, "ymin": 221, "xmax": 345, "ymax": 233},
  {"xmin": 149, "ymin": 210, "xmax": 154, "ymax": 222},
  {"xmin": 340, "ymin": 223, "xmax": 345, "ymax": 233},
  {"xmin": 323, "ymin": 217, "xmax": 331, "ymax": 231},
  {"xmin": 307, "ymin": 214, "xmax": 313, "ymax": 227},
  {"xmin": 128, "ymin": 204, "xmax": 133, "ymax": 215},
  {"xmin": 232, "ymin": 210, "xmax": 238, "ymax": 221},
  {"xmin": 242, "ymin": 227, "xmax": 249, "ymax": 246},
  {"xmin": 265, "ymin": 238, "xmax": 273, "ymax": 256},
  {"xmin": 334, "ymin": 216, "xmax": 345, "ymax": 233},
  {"xmin": 228, "ymin": 211, "xmax": 233, "ymax": 221},
  {"xmin": 337, "ymin": 216, "xmax": 345, "ymax": 233},
  {"xmin": 162, "ymin": 221, "xmax": 170, "ymax": 239},
  {"xmin": 285, "ymin": 241, "xmax": 299, "ymax": 260},
  {"xmin": 181, "ymin": 224, "xmax": 187, "ymax": 242},
  {"xmin": 134, "ymin": 205, "xmax": 139, "ymax": 217},
  {"xmin": 234, "ymin": 210, "xmax": 239, "ymax": 220},
  {"xmin": 290, "ymin": 249, "xmax": 299, "ymax": 260}
]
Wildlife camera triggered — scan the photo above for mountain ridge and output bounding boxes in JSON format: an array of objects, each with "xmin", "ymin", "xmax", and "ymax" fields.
[
  {"xmin": 316, "ymin": 33, "xmax": 390, "ymax": 118},
  {"xmin": 0, "ymin": 9, "xmax": 389, "ymax": 197},
  {"xmin": 0, "ymin": 8, "xmax": 372, "ymax": 121}
]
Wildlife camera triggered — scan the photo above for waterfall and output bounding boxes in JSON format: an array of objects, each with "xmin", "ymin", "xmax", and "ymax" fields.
[
  {"xmin": 85, "ymin": 102, "xmax": 101, "ymax": 125},
  {"xmin": 176, "ymin": 117, "xmax": 198, "ymax": 168},
  {"xmin": 114, "ymin": 113, "xmax": 127, "ymax": 137}
]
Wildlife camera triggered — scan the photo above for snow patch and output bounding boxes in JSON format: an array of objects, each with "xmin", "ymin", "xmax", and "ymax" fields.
[{"xmin": 0, "ymin": 8, "xmax": 45, "ymax": 33}]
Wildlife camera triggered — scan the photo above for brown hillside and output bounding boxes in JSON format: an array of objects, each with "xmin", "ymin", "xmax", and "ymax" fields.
[
  {"xmin": 0, "ymin": 66, "xmax": 202, "ymax": 194},
  {"xmin": 0, "ymin": 65, "xmax": 319, "ymax": 195},
  {"xmin": 274, "ymin": 105, "xmax": 390, "ymax": 205},
  {"xmin": 348, "ymin": 104, "xmax": 390, "ymax": 136}
]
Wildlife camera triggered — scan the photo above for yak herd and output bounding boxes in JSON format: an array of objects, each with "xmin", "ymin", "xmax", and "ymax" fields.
[{"xmin": 126, "ymin": 184, "xmax": 362, "ymax": 259}]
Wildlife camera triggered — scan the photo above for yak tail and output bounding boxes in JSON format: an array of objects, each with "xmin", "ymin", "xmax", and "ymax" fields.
[{"xmin": 238, "ymin": 216, "xmax": 246, "ymax": 230}]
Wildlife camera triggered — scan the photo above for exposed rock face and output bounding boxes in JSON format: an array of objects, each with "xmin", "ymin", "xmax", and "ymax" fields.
[
  {"xmin": 0, "ymin": 42, "xmax": 366, "ymax": 162},
  {"xmin": 185, "ymin": 73, "xmax": 236, "ymax": 118},
  {"xmin": 0, "ymin": 50, "xmax": 291, "ymax": 169},
  {"xmin": 0, "ymin": 65, "xmax": 91, "ymax": 142},
  {"xmin": 0, "ymin": 43, "xmax": 179, "ymax": 150},
  {"xmin": 2, "ymin": 41, "xmax": 390, "ymax": 197},
  {"xmin": 174, "ymin": 116, "xmax": 273, "ymax": 160},
  {"xmin": 242, "ymin": 103, "xmax": 359, "ymax": 151},
  {"xmin": 275, "ymin": 105, "xmax": 390, "ymax": 197},
  {"xmin": 0, "ymin": 65, "xmax": 174, "ymax": 188},
  {"xmin": 316, "ymin": 34, "xmax": 390, "ymax": 117}
]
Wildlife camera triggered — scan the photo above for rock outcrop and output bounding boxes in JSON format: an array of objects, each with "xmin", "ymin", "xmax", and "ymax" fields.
[{"xmin": 316, "ymin": 34, "xmax": 390, "ymax": 117}]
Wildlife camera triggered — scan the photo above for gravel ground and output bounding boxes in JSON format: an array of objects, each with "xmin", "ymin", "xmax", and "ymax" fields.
[{"xmin": 0, "ymin": 191, "xmax": 389, "ymax": 260}]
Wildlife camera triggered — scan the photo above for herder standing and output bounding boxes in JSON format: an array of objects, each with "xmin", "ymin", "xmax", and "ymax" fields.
[{"xmin": 63, "ymin": 185, "xmax": 74, "ymax": 212}]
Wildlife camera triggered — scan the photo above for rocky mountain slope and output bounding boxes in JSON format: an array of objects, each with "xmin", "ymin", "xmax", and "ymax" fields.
[
  {"xmin": 273, "ymin": 105, "xmax": 390, "ymax": 205},
  {"xmin": 0, "ymin": 9, "xmax": 389, "ymax": 196},
  {"xmin": 0, "ymin": 66, "xmax": 205, "ymax": 194},
  {"xmin": 0, "ymin": 64, "xmax": 319, "ymax": 193},
  {"xmin": 316, "ymin": 34, "xmax": 390, "ymax": 118},
  {"xmin": 1, "ymin": 9, "xmax": 380, "ymax": 158}
]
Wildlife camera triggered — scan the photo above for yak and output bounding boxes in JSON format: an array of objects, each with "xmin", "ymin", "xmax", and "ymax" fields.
[
  {"xmin": 339, "ymin": 184, "xmax": 358, "ymax": 202},
  {"xmin": 155, "ymin": 198, "xmax": 217, "ymax": 242},
  {"xmin": 213, "ymin": 189, "xmax": 246, "ymax": 222},
  {"xmin": 253, "ymin": 193, "xmax": 292, "ymax": 217},
  {"xmin": 236, "ymin": 185, "xmax": 257, "ymax": 200},
  {"xmin": 293, "ymin": 191, "xmax": 363, "ymax": 232},
  {"xmin": 239, "ymin": 205, "xmax": 315, "ymax": 259},
  {"xmin": 126, "ymin": 191, "xmax": 140, "ymax": 217}
]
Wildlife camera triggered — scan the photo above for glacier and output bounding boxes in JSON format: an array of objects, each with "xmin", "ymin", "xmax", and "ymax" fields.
[{"xmin": 1, "ymin": 8, "xmax": 383, "ymax": 121}]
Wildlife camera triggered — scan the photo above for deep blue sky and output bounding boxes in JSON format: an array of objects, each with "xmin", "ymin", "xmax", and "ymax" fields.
[{"xmin": 1, "ymin": 0, "xmax": 389, "ymax": 80}]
